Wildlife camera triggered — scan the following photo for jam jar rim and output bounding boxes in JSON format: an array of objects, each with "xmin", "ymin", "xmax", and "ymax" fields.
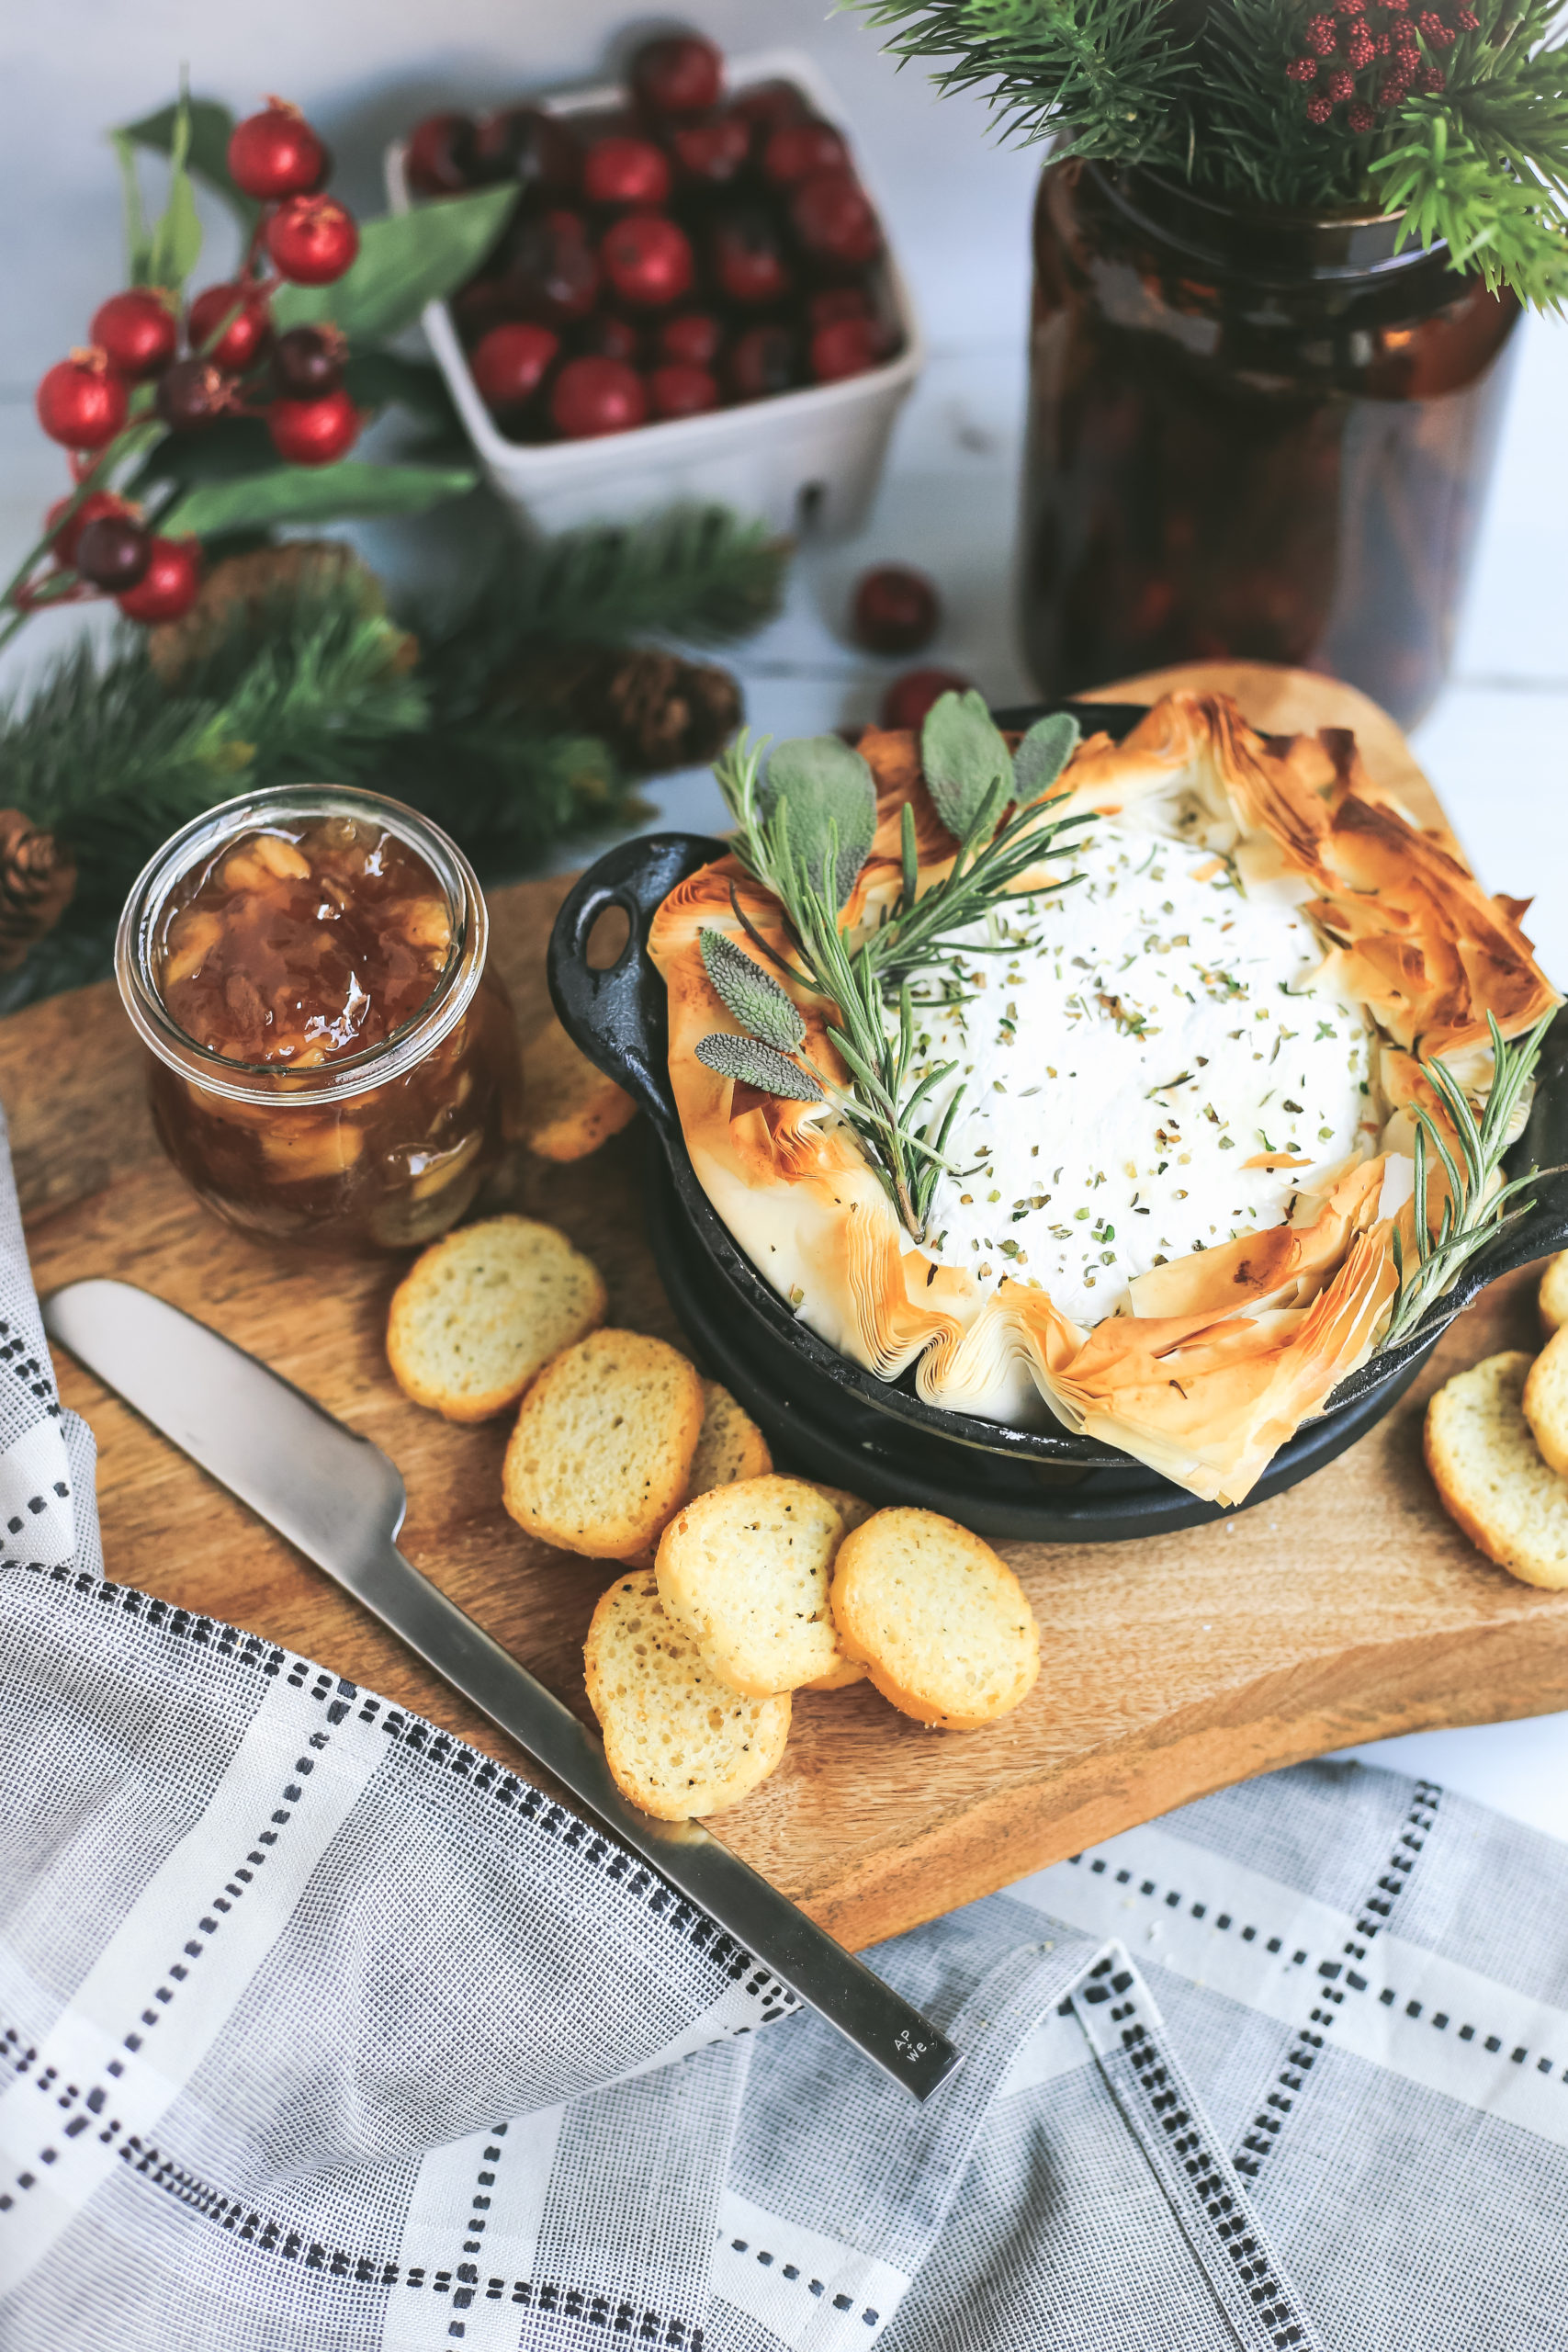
[{"xmin": 114, "ymin": 782, "xmax": 491, "ymax": 1108}]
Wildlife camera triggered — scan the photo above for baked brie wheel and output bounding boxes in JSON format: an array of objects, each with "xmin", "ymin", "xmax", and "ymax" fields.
[{"xmin": 650, "ymin": 692, "xmax": 1558, "ymax": 1507}]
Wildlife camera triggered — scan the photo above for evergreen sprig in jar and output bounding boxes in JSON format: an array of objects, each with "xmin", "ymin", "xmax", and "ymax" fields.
[
  {"xmin": 117, "ymin": 785, "xmax": 521, "ymax": 1252},
  {"xmin": 1021, "ymin": 159, "xmax": 1521, "ymax": 729}
]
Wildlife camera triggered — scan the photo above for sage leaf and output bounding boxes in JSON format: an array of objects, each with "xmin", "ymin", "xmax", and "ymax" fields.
[
  {"xmin": 760, "ymin": 735, "xmax": 876, "ymax": 909},
  {"xmin": 695, "ymin": 1033, "xmax": 825, "ymax": 1102},
  {"xmin": 1012, "ymin": 709, "xmax": 1082, "ymax": 803},
  {"xmin": 699, "ymin": 926, "xmax": 806, "ymax": 1052},
  {"xmin": 921, "ymin": 690, "xmax": 1012, "ymax": 842}
]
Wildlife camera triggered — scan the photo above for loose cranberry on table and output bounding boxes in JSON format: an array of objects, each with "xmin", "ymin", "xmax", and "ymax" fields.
[
  {"xmin": 497, "ymin": 210, "xmax": 600, "ymax": 322},
  {"xmin": 476, "ymin": 106, "xmax": 580, "ymax": 198},
  {"xmin": 470, "ymin": 322, "xmax": 559, "ymax": 410},
  {"xmin": 659, "ymin": 310, "xmax": 723, "ymax": 367},
  {"xmin": 551, "ymin": 355, "xmax": 648, "ymax": 438},
  {"xmin": 709, "ymin": 209, "xmax": 792, "ymax": 307},
  {"xmin": 853, "ymin": 566, "xmax": 942, "ymax": 656},
  {"xmin": 116, "ymin": 537, "xmax": 203, "ymax": 625},
  {"xmin": 186, "ymin": 282, "xmax": 273, "ymax": 371},
  {"xmin": 265, "ymin": 195, "xmax": 360, "ymax": 286},
  {"xmin": 404, "ymin": 111, "xmax": 480, "ymax": 196},
  {"xmin": 725, "ymin": 322, "xmax": 797, "ymax": 402},
  {"xmin": 90, "ymin": 289, "xmax": 176, "ymax": 379},
  {"xmin": 671, "ymin": 115, "xmax": 751, "ymax": 188},
  {"xmin": 267, "ymin": 388, "xmax": 362, "ymax": 466},
  {"xmin": 228, "ymin": 100, "xmax": 327, "ymax": 200},
  {"xmin": 271, "ymin": 324, "xmax": 346, "ymax": 398},
  {"xmin": 761, "ymin": 121, "xmax": 848, "ymax": 187},
  {"xmin": 582, "ymin": 135, "xmax": 671, "ymax": 209},
  {"xmin": 791, "ymin": 170, "xmax": 882, "ymax": 269},
  {"xmin": 73, "ymin": 514, "xmax": 152, "ymax": 592},
  {"xmin": 36, "ymin": 351, "xmax": 128, "ymax": 449},
  {"xmin": 880, "ymin": 667, "xmax": 973, "ymax": 731},
  {"xmin": 630, "ymin": 33, "xmax": 724, "ymax": 117},
  {"xmin": 649, "ymin": 361, "xmax": 718, "ymax": 420},
  {"xmin": 600, "ymin": 212, "xmax": 694, "ymax": 309}
]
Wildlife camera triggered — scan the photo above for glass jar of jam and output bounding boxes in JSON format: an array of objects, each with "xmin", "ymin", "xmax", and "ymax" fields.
[{"xmin": 116, "ymin": 785, "xmax": 522, "ymax": 1252}]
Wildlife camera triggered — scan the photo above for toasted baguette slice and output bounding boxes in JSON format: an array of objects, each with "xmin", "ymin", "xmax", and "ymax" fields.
[
  {"xmin": 830, "ymin": 1508, "xmax": 1041, "ymax": 1728},
  {"xmin": 584, "ymin": 1569, "xmax": 790, "ymax": 1818},
  {"xmin": 656, "ymin": 1476, "xmax": 852, "ymax": 1698},
  {"xmin": 522, "ymin": 1010, "xmax": 637, "ymax": 1162},
  {"xmin": 503, "ymin": 1329, "xmax": 703, "ymax": 1560},
  {"xmin": 690, "ymin": 1380, "xmax": 773, "ymax": 1494},
  {"xmin": 387, "ymin": 1215, "xmax": 605, "ymax": 1422},
  {"xmin": 1426, "ymin": 1351, "xmax": 1568, "ymax": 1589},
  {"xmin": 1540, "ymin": 1252, "xmax": 1568, "ymax": 1340},
  {"xmin": 797, "ymin": 1487, "xmax": 874, "ymax": 1688},
  {"xmin": 1524, "ymin": 1324, "xmax": 1568, "ymax": 1476}
]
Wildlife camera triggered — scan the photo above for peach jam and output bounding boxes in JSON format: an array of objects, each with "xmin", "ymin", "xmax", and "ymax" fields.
[{"xmin": 117, "ymin": 786, "xmax": 521, "ymax": 1251}]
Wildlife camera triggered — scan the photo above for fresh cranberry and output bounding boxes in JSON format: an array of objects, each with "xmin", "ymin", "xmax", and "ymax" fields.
[
  {"xmin": 116, "ymin": 537, "xmax": 203, "ymax": 624},
  {"xmin": 630, "ymin": 35, "xmax": 724, "ymax": 118},
  {"xmin": 470, "ymin": 322, "xmax": 560, "ymax": 410},
  {"xmin": 762, "ymin": 121, "xmax": 848, "ymax": 187},
  {"xmin": 730, "ymin": 81, "xmax": 807, "ymax": 140},
  {"xmin": 725, "ymin": 322, "xmax": 797, "ymax": 401},
  {"xmin": 90, "ymin": 290, "xmax": 177, "ymax": 379},
  {"xmin": 476, "ymin": 106, "xmax": 581, "ymax": 198},
  {"xmin": 186, "ymin": 282, "xmax": 273, "ymax": 371},
  {"xmin": 404, "ymin": 112, "xmax": 480, "ymax": 195},
  {"xmin": 496, "ymin": 210, "xmax": 600, "ymax": 322},
  {"xmin": 659, "ymin": 311, "xmax": 723, "ymax": 367},
  {"xmin": 811, "ymin": 315, "xmax": 880, "ymax": 382},
  {"xmin": 649, "ymin": 361, "xmax": 718, "ymax": 419},
  {"xmin": 266, "ymin": 389, "xmax": 362, "ymax": 465},
  {"xmin": 709, "ymin": 209, "xmax": 791, "ymax": 306},
  {"xmin": 880, "ymin": 668, "xmax": 973, "ymax": 731},
  {"xmin": 791, "ymin": 170, "xmax": 882, "ymax": 269},
  {"xmin": 228, "ymin": 102, "xmax": 327, "ymax": 201},
  {"xmin": 600, "ymin": 212, "xmax": 694, "ymax": 309},
  {"xmin": 671, "ymin": 114, "xmax": 751, "ymax": 187},
  {"xmin": 583, "ymin": 135, "xmax": 671, "ymax": 209},
  {"xmin": 574, "ymin": 313, "xmax": 642, "ymax": 363},
  {"xmin": 852, "ymin": 566, "xmax": 941, "ymax": 656},
  {"xmin": 550, "ymin": 355, "xmax": 648, "ymax": 437}
]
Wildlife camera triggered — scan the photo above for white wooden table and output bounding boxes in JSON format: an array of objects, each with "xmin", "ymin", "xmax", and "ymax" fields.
[{"xmin": 3, "ymin": 0, "xmax": 1566, "ymax": 1838}]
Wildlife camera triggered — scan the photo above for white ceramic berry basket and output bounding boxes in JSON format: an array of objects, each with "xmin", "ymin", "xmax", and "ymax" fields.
[{"xmin": 384, "ymin": 47, "xmax": 924, "ymax": 539}]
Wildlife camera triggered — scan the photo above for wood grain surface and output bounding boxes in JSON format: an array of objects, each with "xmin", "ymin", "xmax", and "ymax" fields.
[{"xmin": 9, "ymin": 664, "xmax": 1567, "ymax": 1955}]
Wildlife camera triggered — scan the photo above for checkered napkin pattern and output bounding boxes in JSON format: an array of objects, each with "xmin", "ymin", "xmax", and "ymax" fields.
[{"xmin": 1, "ymin": 1110, "xmax": 1566, "ymax": 2351}]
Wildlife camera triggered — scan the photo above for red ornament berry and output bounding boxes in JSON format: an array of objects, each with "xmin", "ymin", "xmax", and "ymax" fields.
[
  {"xmin": 404, "ymin": 112, "xmax": 480, "ymax": 196},
  {"xmin": 476, "ymin": 107, "xmax": 581, "ymax": 198},
  {"xmin": 575, "ymin": 313, "xmax": 642, "ymax": 363},
  {"xmin": 89, "ymin": 289, "xmax": 176, "ymax": 380},
  {"xmin": 630, "ymin": 35, "xmax": 724, "ymax": 118},
  {"xmin": 659, "ymin": 311, "xmax": 724, "ymax": 367},
  {"xmin": 792, "ymin": 171, "xmax": 882, "ymax": 269},
  {"xmin": 550, "ymin": 356, "xmax": 647, "ymax": 438},
  {"xmin": 1348, "ymin": 100, "xmax": 1376, "ymax": 129},
  {"xmin": 582, "ymin": 136, "xmax": 671, "ymax": 209},
  {"xmin": 1286, "ymin": 55, "xmax": 1319, "ymax": 80},
  {"xmin": 36, "ymin": 351, "xmax": 127, "ymax": 449},
  {"xmin": 1347, "ymin": 24, "xmax": 1375, "ymax": 65},
  {"xmin": 470, "ymin": 322, "xmax": 560, "ymax": 410},
  {"xmin": 271, "ymin": 323, "xmax": 347, "ymax": 398},
  {"xmin": 762, "ymin": 121, "xmax": 848, "ymax": 187},
  {"xmin": 600, "ymin": 212, "xmax": 694, "ymax": 309},
  {"xmin": 880, "ymin": 667, "xmax": 973, "ymax": 732},
  {"xmin": 117, "ymin": 537, "xmax": 202, "ymax": 625},
  {"xmin": 73, "ymin": 514, "xmax": 152, "ymax": 592},
  {"xmin": 671, "ymin": 115, "xmax": 751, "ymax": 187},
  {"xmin": 265, "ymin": 196, "xmax": 359, "ymax": 287},
  {"xmin": 1326, "ymin": 68, "xmax": 1355, "ymax": 97},
  {"xmin": 497, "ymin": 210, "xmax": 600, "ymax": 322},
  {"xmin": 44, "ymin": 490, "xmax": 133, "ymax": 566},
  {"xmin": 186, "ymin": 281, "xmax": 273, "ymax": 371},
  {"xmin": 1305, "ymin": 13, "xmax": 1337, "ymax": 51},
  {"xmin": 228, "ymin": 99, "xmax": 326, "ymax": 201},
  {"xmin": 725, "ymin": 322, "xmax": 797, "ymax": 402},
  {"xmin": 852, "ymin": 566, "xmax": 940, "ymax": 657},
  {"xmin": 649, "ymin": 361, "xmax": 718, "ymax": 420},
  {"xmin": 811, "ymin": 316, "xmax": 880, "ymax": 383},
  {"xmin": 710, "ymin": 209, "xmax": 792, "ymax": 306},
  {"xmin": 154, "ymin": 358, "xmax": 238, "ymax": 432},
  {"xmin": 1306, "ymin": 93, "xmax": 1334, "ymax": 121},
  {"xmin": 266, "ymin": 389, "xmax": 362, "ymax": 466}
]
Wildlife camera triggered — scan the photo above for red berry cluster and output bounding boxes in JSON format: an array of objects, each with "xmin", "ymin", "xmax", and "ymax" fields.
[
  {"xmin": 406, "ymin": 34, "xmax": 899, "ymax": 446},
  {"xmin": 27, "ymin": 98, "xmax": 361, "ymax": 628},
  {"xmin": 1286, "ymin": 0, "xmax": 1480, "ymax": 130}
]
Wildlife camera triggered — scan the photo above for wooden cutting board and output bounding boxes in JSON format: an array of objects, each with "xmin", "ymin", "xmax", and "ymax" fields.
[{"xmin": 9, "ymin": 664, "xmax": 1568, "ymax": 1955}]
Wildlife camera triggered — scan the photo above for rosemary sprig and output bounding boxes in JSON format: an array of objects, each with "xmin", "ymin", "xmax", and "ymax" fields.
[
  {"xmin": 695, "ymin": 692, "xmax": 1087, "ymax": 1240},
  {"xmin": 1382, "ymin": 1011, "xmax": 1557, "ymax": 1348}
]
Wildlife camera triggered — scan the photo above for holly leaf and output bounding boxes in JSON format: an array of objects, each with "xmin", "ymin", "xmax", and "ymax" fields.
[
  {"xmin": 118, "ymin": 96, "xmax": 258, "ymax": 232},
  {"xmin": 161, "ymin": 460, "xmax": 478, "ymax": 538},
  {"xmin": 271, "ymin": 186, "xmax": 519, "ymax": 340},
  {"xmin": 920, "ymin": 689, "xmax": 1013, "ymax": 844},
  {"xmin": 1012, "ymin": 709, "xmax": 1081, "ymax": 803},
  {"xmin": 694, "ymin": 1033, "xmax": 825, "ymax": 1102},
  {"xmin": 760, "ymin": 735, "xmax": 876, "ymax": 910},
  {"xmin": 699, "ymin": 926, "xmax": 806, "ymax": 1053}
]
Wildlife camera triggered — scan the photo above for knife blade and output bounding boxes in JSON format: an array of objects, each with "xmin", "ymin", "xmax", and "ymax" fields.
[{"xmin": 41, "ymin": 1276, "xmax": 959, "ymax": 2101}]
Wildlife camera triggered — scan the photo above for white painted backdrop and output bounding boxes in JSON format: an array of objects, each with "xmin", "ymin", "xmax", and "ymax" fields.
[{"xmin": 2, "ymin": 0, "xmax": 1567, "ymax": 1832}]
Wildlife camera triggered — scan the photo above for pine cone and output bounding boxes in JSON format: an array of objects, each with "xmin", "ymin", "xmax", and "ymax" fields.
[
  {"xmin": 0, "ymin": 812, "xmax": 76, "ymax": 972},
  {"xmin": 495, "ymin": 645, "xmax": 742, "ymax": 772},
  {"xmin": 147, "ymin": 542, "xmax": 416, "ymax": 686}
]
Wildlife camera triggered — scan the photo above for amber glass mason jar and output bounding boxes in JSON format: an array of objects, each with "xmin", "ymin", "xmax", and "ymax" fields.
[
  {"xmin": 116, "ymin": 785, "xmax": 522, "ymax": 1253},
  {"xmin": 1021, "ymin": 159, "xmax": 1521, "ymax": 728}
]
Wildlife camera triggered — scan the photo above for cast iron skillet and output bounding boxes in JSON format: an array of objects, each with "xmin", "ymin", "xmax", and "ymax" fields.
[{"xmin": 547, "ymin": 702, "xmax": 1568, "ymax": 1540}]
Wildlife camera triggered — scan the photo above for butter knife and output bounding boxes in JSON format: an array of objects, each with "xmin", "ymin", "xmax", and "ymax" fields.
[{"xmin": 41, "ymin": 1276, "xmax": 959, "ymax": 2100}]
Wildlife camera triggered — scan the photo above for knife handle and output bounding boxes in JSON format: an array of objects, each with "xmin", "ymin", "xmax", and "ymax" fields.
[{"xmin": 337, "ymin": 1536, "xmax": 960, "ymax": 2101}]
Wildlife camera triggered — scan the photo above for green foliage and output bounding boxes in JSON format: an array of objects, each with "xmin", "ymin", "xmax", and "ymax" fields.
[
  {"xmin": 919, "ymin": 687, "xmax": 1012, "ymax": 840},
  {"xmin": 699, "ymin": 925, "xmax": 809, "ymax": 1052},
  {"xmin": 118, "ymin": 95, "xmax": 258, "ymax": 229},
  {"xmin": 162, "ymin": 459, "xmax": 479, "ymax": 538},
  {"xmin": 759, "ymin": 736, "xmax": 877, "ymax": 908},
  {"xmin": 271, "ymin": 185, "xmax": 519, "ymax": 338}
]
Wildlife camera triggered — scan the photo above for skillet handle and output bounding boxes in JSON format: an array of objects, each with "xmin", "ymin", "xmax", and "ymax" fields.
[{"xmin": 547, "ymin": 832, "xmax": 727, "ymax": 1142}]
